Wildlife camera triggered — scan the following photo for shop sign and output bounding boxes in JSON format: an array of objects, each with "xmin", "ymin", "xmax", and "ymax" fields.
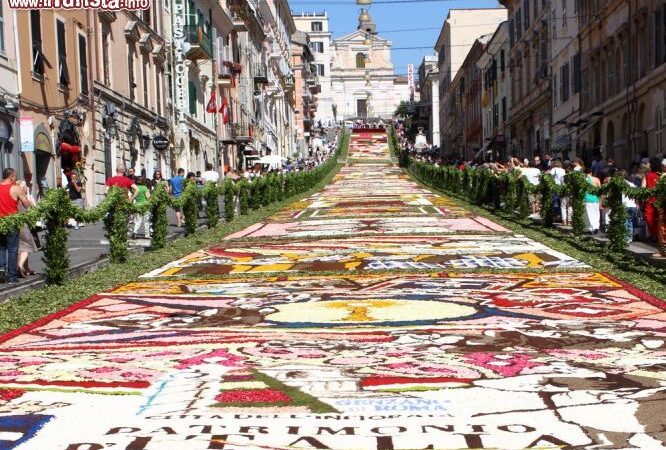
[{"xmin": 152, "ymin": 135, "xmax": 169, "ymax": 151}]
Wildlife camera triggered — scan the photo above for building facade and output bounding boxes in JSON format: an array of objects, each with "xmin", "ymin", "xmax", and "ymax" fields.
[
  {"xmin": 330, "ymin": 9, "xmax": 409, "ymax": 120},
  {"xmin": 550, "ymin": 0, "xmax": 580, "ymax": 161},
  {"xmin": 477, "ymin": 22, "xmax": 511, "ymax": 161},
  {"xmin": 501, "ymin": 0, "xmax": 551, "ymax": 158},
  {"xmin": 294, "ymin": 11, "xmax": 334, "ymax": 125},
  {"xmin": 16, "ymin": 9, "xmax": 94, "ymax": 201},
  {"xmin": 577, "ymin": 0, "xmax": 666, "ymax": 168},
  {"xmin": 417, "ymin": 55, "xmax": 440, "ymax": 147},
  {"xmin": 0, "ymin": 1, "xmax": 20, "ymax": 177},
  {"xmin": 291, "ymin": 30, "xmax": 318, "ymax": 153},
  {"xmin": 434, "ymin": 8, "xmax": 507, "ymax": 151},
  {"xmin": 91, "ymin": 8, "xmax": 171, "ymax": 205}
]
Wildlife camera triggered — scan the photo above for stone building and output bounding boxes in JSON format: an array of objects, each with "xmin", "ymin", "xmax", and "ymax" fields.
[
  {"xmin": 477, "ymin": 22, "xmax": 511, "ymax": 161},
  {"xmin": 501, "ymin": 0, "xmax": 551, "ymax": 158},
  {"xmin": 294, "ymin": 11, "xmax": 334, "ymax": 125},
  {"xmin": 549, "ymin": 0, "xmax": 581, "ymax": 162},
  {"xmin": 577, "ymin": 0, "xmax": 666, "ymax": 167},
  {"xmin": 0, "ymin": 0, "xmax": 20, "ymax": 177},
  {"xmin": 291, "ymin": 31, "xmax": 319, "ymax": 154},
  {"xmin": 443, "ymin": 35, "xmax": 490, "ymax": 160},
  {"xmin": 330, "ymin": 9, "xmax": 409, "ymax": 120},
  {"xmin": 434, "ymin": 8, "xmax": 506, "ymax": 151},
  {"xmin": 417, "ymin": 55, "xmax": 440, "ymax": 147},
  {"xmin": 15, "ymin": 9, "xmax": 94, "ymax": 201},
  {"xmin": 91, "ymin": 8, "xmax": 171, "ymax": 204}
]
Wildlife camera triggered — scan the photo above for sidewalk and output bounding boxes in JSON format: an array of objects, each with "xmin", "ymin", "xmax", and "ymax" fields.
[
  {"xmin": 0, "ymin": 208, "xmax": 209, "ymax": 302},
  {"xmin": 550, "ymin": 221, "xmax": 666, "ymax": 267}
]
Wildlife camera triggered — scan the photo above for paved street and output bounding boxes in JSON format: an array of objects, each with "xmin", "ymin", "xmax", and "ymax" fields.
[{"xmin": 1, "ymin": 132, "xmax": 665, "ymax": 449}]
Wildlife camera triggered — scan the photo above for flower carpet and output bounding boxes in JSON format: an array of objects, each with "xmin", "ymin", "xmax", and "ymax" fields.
[{"xmin": 1, "ymin": 133, "xmax": 665, "ymax": 449}]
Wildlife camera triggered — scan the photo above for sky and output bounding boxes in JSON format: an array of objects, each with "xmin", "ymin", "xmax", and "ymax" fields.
[{"xmin": 289, "ymin": 0, "xmax": 504, "ymax": 77}]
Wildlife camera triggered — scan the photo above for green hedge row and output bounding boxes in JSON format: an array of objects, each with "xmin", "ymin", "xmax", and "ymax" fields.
[
  {"xmin": 0, "ymin": 130, "xmax": 348, "ymax": 285},
  {"xmin": 391, "ymin": 128, "xmax": 666, "ymax": 256}
]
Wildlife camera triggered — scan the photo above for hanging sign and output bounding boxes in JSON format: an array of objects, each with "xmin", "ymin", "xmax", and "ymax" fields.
[{"xmin": 20, "ymin": 117, "xmax": 34, "ymax": 152}]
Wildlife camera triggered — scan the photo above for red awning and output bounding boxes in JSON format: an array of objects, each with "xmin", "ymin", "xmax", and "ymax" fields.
[{"xmin": 60, "ymin": 142, "xmax": 81, "ymax": 154}]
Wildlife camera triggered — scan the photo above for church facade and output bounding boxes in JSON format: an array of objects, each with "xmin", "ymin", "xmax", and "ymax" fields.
[{"xmin": 330, "ymin": 10, "xmax": 411, "ymax": 120}]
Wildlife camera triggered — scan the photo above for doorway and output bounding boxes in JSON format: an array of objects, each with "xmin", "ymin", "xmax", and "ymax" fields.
[{"xmin": 356, "ymin": 99, "xmax": 367, "ymax": 118}]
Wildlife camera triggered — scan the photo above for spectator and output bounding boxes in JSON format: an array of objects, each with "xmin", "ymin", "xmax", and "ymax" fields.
[
  {"xmin": 132, "ymin": 177, "xmax": 151, "ymax": 239},
  {"xmin": 584, "ymin": 168, "xmax": 602, "ymax": 234},
  {"xmin": 67, "ymin": 171, "xmax": 84, "ymax": 230},
  {"xmin": 170, "ymin": 168, "xmax": 186, "ymax": 227},
  {"xmin": 127, "ymin": 167, "xmax": 137, "ymax": 182},
  {"xmin": 0, "ymin": 168, "xmax": 32, "ymax": 284},
  {"xmin": 151, "ymin": 170, "xmax": 170, "ymax": 193},
  {"xmin": 642, "ymin": 159, "xmax": 662, "ymax": 241},
  {"xmin": 617, "ymin": 169, "xmax": 639, "ymax": 244},
  {"xmin": 105, "ymin": 166, "xmax": 139, "ymax": 197},
  {"xmin": 202, "ymin": 162, "xmax": 220, "ymax": 184},
  {"xmin": 16, "ymin": 180, "xmax": 37, "ymax": 278}
]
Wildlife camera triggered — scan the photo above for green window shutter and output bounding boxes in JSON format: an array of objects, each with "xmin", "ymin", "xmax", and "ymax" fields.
[{"xmin": 189, "ymin": 80, "xmax": 197, "ymax": 116}]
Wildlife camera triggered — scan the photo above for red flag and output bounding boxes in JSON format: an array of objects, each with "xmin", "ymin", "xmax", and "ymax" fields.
[
  {"xmin": 206, "ymin": 90, "xmax": 218, "ymax": 114},
  {"xmin": 220, "ymin": 97, "xmax": 230, "ymax": 124}
]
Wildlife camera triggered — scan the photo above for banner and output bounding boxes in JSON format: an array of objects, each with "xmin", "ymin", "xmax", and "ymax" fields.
[
  {"xmin": 20, "ymin": 117, "xmax": 34, "ymax": 152},
  {"xmin": 220, "ymin": 97, "xmax": 230, "ymax": 124},
  {"xmin": 206, "ymin": 90, "xmax": 218, "ymax": 114}
]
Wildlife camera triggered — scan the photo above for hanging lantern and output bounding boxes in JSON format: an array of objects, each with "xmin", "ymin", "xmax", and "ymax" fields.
[
  {"xmin": 357, "ymin": 0, "xmax": 372, "ymax": 4},
  {"xmin": 363, "ymin": 33, "xmax": 372, "ymax": 46},
  {"xmin": 364, "ymin": 52, "xmax": 372, "ymax": 64}
]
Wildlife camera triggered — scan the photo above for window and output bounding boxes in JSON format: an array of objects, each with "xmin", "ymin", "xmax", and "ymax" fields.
[
  {"xmin": 142, "ymin": 54, "xmax": 149, "ymax": 107},
  {"xmin": 553, "ymin": 72, "xmax": 558, "ymax": 106},
  {"xmin": 142, "ymin": 8, "xmax": 151, "ymax": 27},
  {"xmin": 501, "ymin": 97, "xmax": 507, "ymax": 122},
  {"xmin": 188, "ymin": 80, "xmax": 197, "ymax": 115},
  {"xmin": 31, "ymin": 11, "xmax": 44, "ymax": 76},
  {"xmin": 562, "ymin": 0, "xmax": 567, "ymax": 28},
  {"xmin": 128, "ymin": 46, "xmax": 136, "ymax": 101},
  {"xmin": 607, "ymin": 52, "xmax": 614, "ymax": 97},
  {"xmin": 500, "ymin": 49, "xmax": 505, "ymax": 72},
  {"xmin": 56, "ymin": 19, "xmax": 69, "ymax": 86},
  {"xmin": 311, "ymin": 21, "xmax": 323, "ymax": 32},
  {"xmin": 356, "ymin": 52, "xmax": 366, "ymax": 69},
  {"xmin": 572, "ymin": 52, "xmax": 581, "ymax": 93},
  {"xmin": 156, "ymin": 69, "xmax": 162, "ymax": 115},
  {"xmin": 310, "ymin": 41, "xmax": 323, "ymax": 53},
  {"xmin": 509, "ymin": 19, "xmax": 515, "ymax": 46},
  {"xmin": 0, "ymin": 2, "xmax": 5, "ymax": 55},
  {"xmin": 524, "ymin": 0, "xmax": 530, "ymax": 29},
  {"xmin": 516, "ymin": 9, "xmax": 522, "ymax": 39},
  {"xmin": 656, "ymin": 7, "xmax": 664, "ymax": 67},
  {"xmin": 657, "ymin": 107, "xmax": 664, "ymax": 154},
  {"xmin": 78, "ymin": 34, "xmax": 88, "ymax": 96},
  {"xmin": 102, "ymin": 27, "xmax": 111, "ymax": 85},
  {"xmin": 317, "ymin": 64, "xmax": 325, "ymax": 76},
  {"xmin": 561, "ymin": 62, "xmax": 570, "ymax": 101}
]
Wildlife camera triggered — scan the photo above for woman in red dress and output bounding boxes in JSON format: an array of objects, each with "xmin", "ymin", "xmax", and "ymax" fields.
[{"xmin": 642, "ymin": 159, "xmax": 662, "ymax": 240}]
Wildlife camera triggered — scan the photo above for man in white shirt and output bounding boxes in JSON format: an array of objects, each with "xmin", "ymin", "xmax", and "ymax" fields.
[{"xmin": 202, "ymin": 163, "xmax": 220, "ymax": 184}]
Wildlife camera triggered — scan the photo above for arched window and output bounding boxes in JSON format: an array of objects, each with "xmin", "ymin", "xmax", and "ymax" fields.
[{"xmin": 356, "ymin": 52, "xmax": 366, "ymax": 69}]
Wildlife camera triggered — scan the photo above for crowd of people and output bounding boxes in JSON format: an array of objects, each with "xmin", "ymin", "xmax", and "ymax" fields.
[
  {"xmin": 396, "ymin": 120, "xmax": 666, "ymax": 251},
  {"xmin": 0, "ymin": 131, "xmax": 340, "ymax": 284}
]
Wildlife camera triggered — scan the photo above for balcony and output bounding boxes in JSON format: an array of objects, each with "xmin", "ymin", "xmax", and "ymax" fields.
[
  {"xmin": 233, "ymin": 122, "xmax": 252, "ymax": 142},
  {"xmin": 253, "ymin": 62, "xmax": 268, "ymax": 85},
  {"xmin": 184, "ymin": 25, "xmax": 213, "ymax": 61},
  {"xmin": 269, "ymin": 42, "xmax": 282, "ymax": 61}
]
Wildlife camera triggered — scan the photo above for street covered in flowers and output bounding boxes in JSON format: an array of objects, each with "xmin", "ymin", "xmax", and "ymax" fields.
[{"xmin": 1, "ymin": 131, "xmax": 665, "ymax": 449}]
